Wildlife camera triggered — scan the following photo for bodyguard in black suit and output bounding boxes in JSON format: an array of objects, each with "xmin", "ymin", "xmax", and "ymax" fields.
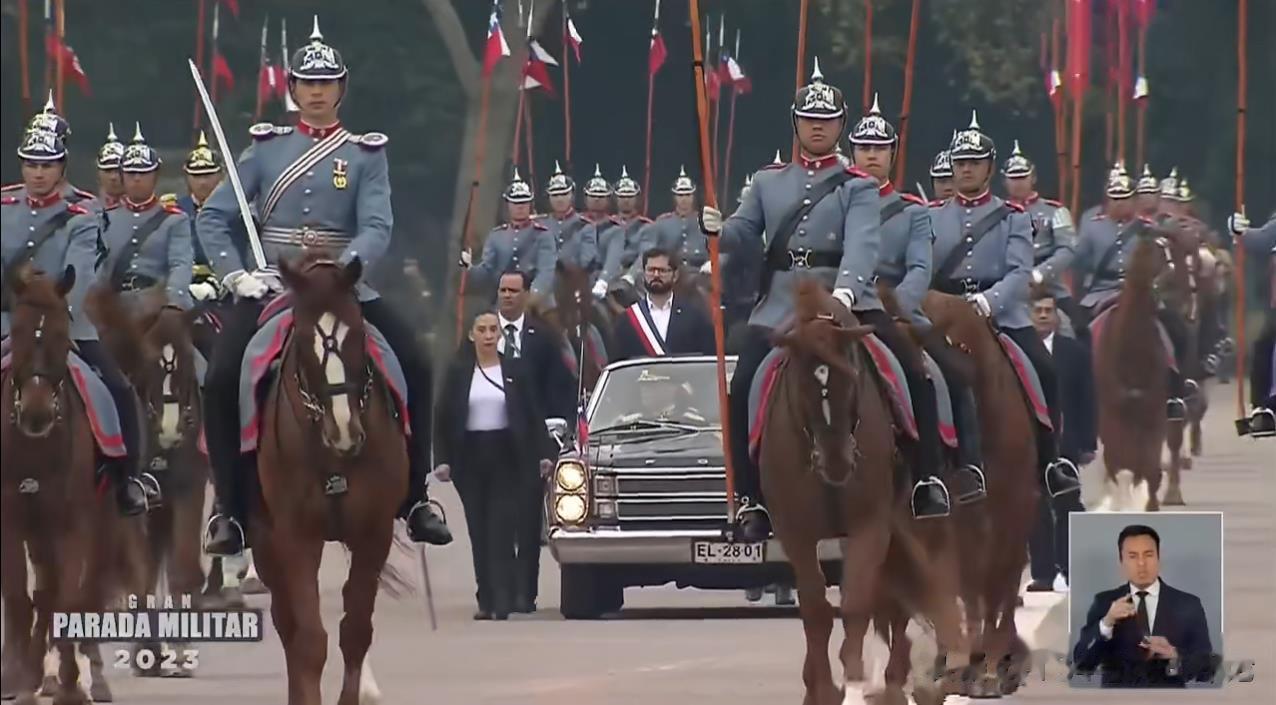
[
  {"xmin": 612, "ymin": 247, "xmax": 716, "ymax": 361},
  {"xmin": 433, "ymin": 311, "xmax": 558, "ymax": 619},
  {"xmin": 1072, "ymin": 525, "xmax": 1217, "ymax": 687},
  {"xmin": 494, "ymin": 271, "xmax": 575, "ymax": 611},
  {"xmin": 1027, "ymin": 292, "xmax": 1092, "ymax": 590}
]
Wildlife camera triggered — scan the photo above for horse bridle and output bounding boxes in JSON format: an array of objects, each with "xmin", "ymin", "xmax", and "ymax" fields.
[
  {"xmin": 8, "ymin": 312, "xmax": 67, "ymax": 429},
  {"xmin": 143, "ymin": 343, "xmax": 200, "ymax": 446},
  {"xmin": 293, "ymin": 316, "xmax": 374, "ymax": 425},
  {"xmin": 799, "ymin": 312, "xmax": 861, "ymax": 486}
]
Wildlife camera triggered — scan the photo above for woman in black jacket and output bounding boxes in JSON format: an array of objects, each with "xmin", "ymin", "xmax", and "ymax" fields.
[{"xmin": 433, "ymin": 310, "xmax": 557, "ymax": 619}]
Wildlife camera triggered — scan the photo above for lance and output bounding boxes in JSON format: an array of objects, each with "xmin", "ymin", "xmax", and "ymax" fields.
[
  {"xmin": 1134, "ymin": 75, "xmax": 1147, "ymax": 169},
  {"xmin": 42, "ymin": 0, "xmax": 51, "ymax": 98},
  {"xmin": 456, "ymin": 79, "xmax": 494, "ymax": 345},
  {"xmin": 511, "ymin": 1, "xmax": 534, "ymax": 172},
  {"xmin": 642, "ymin": 0, "xmax": 662, "ymax": 210},
  {"xmin": 1116, "ymin": 1, "xmax": 1129, "ymax": 164},
  {"xmin": 790, "ymin": 0, "xmax": 809, "ymax": 160},
  {"xmin": 894, "ymin": 0, "xmax": 921, "ymax": 186},
  {"xmin": 1233, "ymin": 0, "xmax": 1249, "ymax": 429},
  {"xmin": 525, "ymin": 99, "xmax": 537, "ymax": 189},
  {"xmin": 193, "ymin": 0, "xmax": 207, "ymax": 131},
  {"xmin": 1051, "ymin": 15, "xmax": 1067, "ymax": 204},
  {"xmin": 253, "ymin": 16, "xmax": 268, "ymax": 120},
  {"xmin": 1103, "ymin": 4, "xmax": 1114, "ymax": 164},
  {"xmin": 711, "ymin": 15, "xmax": 724, "ymax": 187},
  {"xmin": 562, "ymin": 0, "xmax": 574, "ymax": 166},
  {"xmin": 687, "ymin": 0, "xmax": 737, "ymax": 526},
  {"xmin": 721, "ymin": 29, "xmax": 741, "ymax": 206},
  {"xmin": 19, "ymin": 0, "xmax": 30, "ymax": 116},
  {"xmin": 54, "ymin": 0, "xmax": 64, "ymax": 113},
  {"xmin": 862, "ymin": 0, "xmax": 873, "ymax": 113}
]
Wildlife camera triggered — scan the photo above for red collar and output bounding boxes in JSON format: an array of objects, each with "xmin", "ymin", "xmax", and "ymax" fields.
[
  {"xmin": 297, "ymin": 120, "xmax": 343, "ymax": 139},
  {"xmin": 25, "ymin": 190, "xmax": 62, "ymax": 208},
  {"xmin": 797, "ymin": 152, "xmax": 839, "ymax": 170},
  {"xmin": 509, "ymin": 218, "xmax": 531, "ymax": 229},
  {"xmin": 1009, "ymin": 192, "xmax": 1040, "ymax": 208},
  {"xmin": 956, "ymin": 190, "xmax": 993, "ymax": 207},
  {"xmin": 103, "ymin": 194, "xmax": 122, "ymax": 208},
  {"xmin": 124, "ymin": 195, "xmax": 158, "ymax": 212},
  {"xmin": 555, "ymin": 208, "xmax": 576, "ymax": 221},
  {"xmin": 878, "ymin": 180, "xmax": 895, "ymax": 196}
]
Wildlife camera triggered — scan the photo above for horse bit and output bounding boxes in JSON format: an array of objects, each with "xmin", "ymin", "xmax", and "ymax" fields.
[{"xmin": 9, "ymin": 313, "xmax": 65, "ymax": 429}]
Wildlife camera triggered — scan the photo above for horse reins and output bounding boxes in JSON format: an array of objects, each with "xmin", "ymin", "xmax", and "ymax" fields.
[
  {"xmin": 8, "ymin": 312, "xmax": 67, "ymax": 429},
  {"xmin": 293, "ymin": 320, "xmax": 374, "ymax": 425}
]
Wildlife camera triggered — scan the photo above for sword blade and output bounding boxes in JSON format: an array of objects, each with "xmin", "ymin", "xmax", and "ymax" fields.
[{"xmin": 188, "ymin": 58, "xmax": 267, "ymax": 272}]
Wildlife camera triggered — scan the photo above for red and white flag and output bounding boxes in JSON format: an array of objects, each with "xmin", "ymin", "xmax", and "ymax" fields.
[
  {"xmin": 522, "ymin": 39, "xmax": 559, "ymax": 96},
  {"xmin": 44, "ymin": 35, "xmax": 90, "ymax": 95},
  {"xmin": 647, "ymin": 0, "xmax": 666, "ymax": 77},
  {"xmin": 210, "ymin": 2, "xmax": 234, "ymax": 95},
  {"xmin": 1047, "ymin": 68, "xmax": 1063, "ymax": 108},
  {"xmin": 1132, "ymin": 74, "xmax": 1149, "ymax": 102},
  {"xmin": 564, "ymin": 3, "xmax": 583, "ymax": 63},
  {"xmin": 727, "ymin": 56, "xmax": 751, "ymax": 95},
  {"xmin": 482, "ymin": 3, "xmax": 510, "ymax": 78}
]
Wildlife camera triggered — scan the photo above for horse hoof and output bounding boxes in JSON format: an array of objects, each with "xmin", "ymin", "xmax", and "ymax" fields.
[
  {"xmin": 868, "ymin": 684, "xmax": 907, "ymax": 705},
  {"xmin": 241, "ymin": 576, "xmax": 268, "ymax": 595},
  {"xmin": 968, "ymin": 673, "xmax": 1003, "ymax": 699},
  {"xmin": 161, "ymin": 667, "xmax": 193, "ymax": 679},
  {"xmin": 51, "ymin": 689, "xmax": 88, "ymax": 705},
  {"xmin": 1163, "ymin": 493, "xmax": 1186, "ymax": 506},
  {"xmin": 12, "ymin": 693, "xmax": 38, "ymax": 705},
  {"xmin": 910, "ymin": 686, "xmax": 946, "ymax": 705},
  {"xmin": 1182, "ymin": 456, "xmax": 1194, "ymax": 469},
  {"xmin": 89, "ymin": 679, "xmax": 114, "ymax": 701},
  {"xmin": 38, "ymin": 676, "xmax": 57, "ymax": 697}
]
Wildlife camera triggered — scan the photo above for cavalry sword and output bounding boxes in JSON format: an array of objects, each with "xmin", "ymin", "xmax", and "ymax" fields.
[{"xmin": 187, "ymin": 58, "xmax": 268, "ymax": 272}]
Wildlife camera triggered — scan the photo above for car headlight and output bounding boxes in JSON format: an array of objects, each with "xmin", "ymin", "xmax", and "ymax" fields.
[
  {"xmin": 556, "ymin": 460, "xmax": 587, "ymax": 492},
  {"xmin": 555, "ymin": 494, "xmax": 587, "ymax": 524}
]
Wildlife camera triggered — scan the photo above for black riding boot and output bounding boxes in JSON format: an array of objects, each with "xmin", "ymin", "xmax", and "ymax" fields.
[
  {"xmin": 925, "ymin": 336, "xmax": 986, "ymax": 504},
  {"xmin": 360, "ymin": 298, "xmax": 452, "ymax": 545},
  {"xmin": 76, "ymin": 341, "xmax": 156, "ymax": 515},
  {"xmin": 1001, "ymin": 327, "xmax": 1081, "ymax": 498},
  {"xmin": 728, "ymin": 326, "xmax": 774, "ymax": 542}
]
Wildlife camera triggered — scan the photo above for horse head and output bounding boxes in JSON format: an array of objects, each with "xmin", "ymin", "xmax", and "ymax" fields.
[
  {"xmin": 774, "ymin": 279, "xmax": 874, "ymax": 479},
  {"xmin": 136, "ymin": 304, "xmax": 203, "ymax": 451},
  {"xmin": 278, "ymin": 253, "xmax": 370, "ymax": 458},
  {"xmin": 5, "ymin": 265, "xmax": 76, "ymax": 437}
]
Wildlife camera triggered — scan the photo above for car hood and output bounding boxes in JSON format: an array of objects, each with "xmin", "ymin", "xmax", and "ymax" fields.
[{"xmin": 588, "ymin": 429, "xmax": 725, "ymax": 468}]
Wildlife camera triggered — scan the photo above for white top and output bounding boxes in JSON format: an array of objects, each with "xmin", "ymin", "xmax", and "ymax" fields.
[
  {"xmin": 498, "ymin": 313, "xmax": 524, "ymax": 356},
  {"xmin": 1099, "ymin": 578, "xmax": 1162, "ymax": 639},
  {"xmin": 647, "ymin": 294, "xmax": 673, "ymax": 340},
  {"xmin": 466, "ymin": 363, "xmax": 509, "ymax": 431},
  {"xmin": 1043, "ymin": 331, "xmax": 1055, "ymax": 354}
]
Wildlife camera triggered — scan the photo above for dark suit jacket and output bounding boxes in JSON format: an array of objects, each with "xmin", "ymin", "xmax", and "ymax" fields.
[
  {"xmin": 514, "ymin": 315, "xmax": 576, "ymax": 421},
  {"xmin": 433, "ymin": 350, "xmax": 558, "ymax": 480},
  {"xmin": 1072, "ymin": 580, "xmax": 1217, "ymax": 687},
  {"xmin": 1051, "ymin": 332, "xmax": 1097, "ymax": 460},
  {"xmin": 611, "ymin": 295, "xmax": 717, "ymax": 362}
]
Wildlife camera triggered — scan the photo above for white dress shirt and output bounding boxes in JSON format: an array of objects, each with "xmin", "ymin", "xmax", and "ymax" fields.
[
  {"xmin": 647, "ymin": 294, "xmax": 673, "ymax": 340},
  {"xmin": 1099, "ymin": 578, "xmax": 1161, "ymax": 639},
  {"xmin": 1043, "ymin": 331, "xmax": 1055, "ymax": 355},
  {"xmin": 498, "ymin": 313, "xmax": 525, "ymax": 356}
]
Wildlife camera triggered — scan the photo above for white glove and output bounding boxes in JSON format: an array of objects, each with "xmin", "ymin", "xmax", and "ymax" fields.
[
  {"xmin": 1228, "ymin": 211, "xmax": 1250, "ymax": 236},
  {"xmin": 966, "ymin": 293, "xmax": 992, "ymax": 317},
  {"xmin": 621, "ymin": 273, "xmax": 635, "ymax": 286},
  {"xmin": 224, "ymin": 271, "xmax": 269, "ymax": 300},
  {"xmin": 699, "ymin": 260, "xmax": 713, "ymax": 274},
  {"xmin": 831, "ymin": 288, "xmax": 854, "ymax": 311},
  {"xmin": 188, "ymin": 281, "xmax": 218, "ymax": 302},
  {"xmin": 701, "ymin": 206, "xmax": 723, "ymax": 235},
  {"xmin": 1031, "ymin": 268, "xmax": 1044, "ymax": 286},
  {"xmin": 591, "ymin": 279, "xmax": 608, "ymax": 299},
  {"xmin": 458, "ymin": 249, "xmax": 473, "ymax": 269}
]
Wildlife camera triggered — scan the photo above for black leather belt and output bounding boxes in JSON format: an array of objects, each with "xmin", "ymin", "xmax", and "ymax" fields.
[
  {"xmin": 119, "ymin": 274, "xmax": 159, "ymax": 291},
  {"xmin": 934, "ymin": 278, "xmax": 998, "ymax": 296},
  {"xmin": 768, "ymin": 247, "xmax": 842, "ymax": 271}
]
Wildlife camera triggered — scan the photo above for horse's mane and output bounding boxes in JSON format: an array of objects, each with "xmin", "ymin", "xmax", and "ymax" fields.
[{"xmin": 84, "ymin": 282, "xmax": 159, "ymax": 381}]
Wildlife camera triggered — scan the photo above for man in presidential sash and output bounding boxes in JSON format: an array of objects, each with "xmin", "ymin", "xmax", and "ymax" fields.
[{"xmin": 611, "ymin": 247, "xmax": 715, "ymax": 362}]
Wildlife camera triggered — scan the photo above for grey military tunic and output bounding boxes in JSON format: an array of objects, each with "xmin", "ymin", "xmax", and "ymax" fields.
[
  {"xmin": 631, "ymin": 211, "xmax": 710, "ymax": 276},
  {"xmin": 929, "ymin": 192, "xmax": 1034, "ymax": 329},
  {"xmin": 1072, "ymin": 209, "xmax": 1150, "ymax": 308},
  {"xmin": 1, "ymin": 191, "xmax": 100, "ymax": 340},
  {"xmin": 536, "ymin": 209, "xmax": 598, "ymax": 271},
  {"xmin": 720, "ymin": 157, "xmax": 882, "ymax": 330},
  {"xmin": 472, "ymin": 219, "xmax": 557, "ymax": 297},
  {"xmin": 1018, "ymin": 195, "xmax": 1076, "ymax": 300},
  {"xmin": 100, "ymin": 198, "xmax": 194, "ymax": 309},
  {"xmin": 597, "ymin": 214, "xmax": 649, "ymax": 284},
  {"xmin": 196, "ymin": 121, "xmax": 392, "ymax": 302},
  {"xmin": 1237, "ymin": 211, "xmax": 1276, "ymax": 308},
  {"xmin": 874, "ymin": 186, "xmax": 932, "ymax": 326}
]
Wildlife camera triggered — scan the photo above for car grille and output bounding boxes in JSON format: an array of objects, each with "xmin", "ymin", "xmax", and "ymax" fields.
[{"xmin": 597, "ymin": 469, "xmax": 729, "ymax": 528}]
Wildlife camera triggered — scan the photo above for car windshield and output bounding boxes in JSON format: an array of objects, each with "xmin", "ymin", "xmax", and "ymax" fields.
[{"xmin": 590, "ymin": 359, "xmax": 735, "ymax": 432}]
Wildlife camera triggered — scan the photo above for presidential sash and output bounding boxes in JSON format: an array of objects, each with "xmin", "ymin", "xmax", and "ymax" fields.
[
  {"xmin": 625, "ymin": 300, "xmax": 667, "ymax": 356},
  {"xmin": 259, "ymin": 127, "xmax": 351, "ymax": 225}
]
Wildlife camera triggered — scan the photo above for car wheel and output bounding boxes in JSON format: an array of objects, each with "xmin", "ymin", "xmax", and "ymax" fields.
[{"xmin": 560, "ymin": 565, "xmax": 604, "ymax": 619}]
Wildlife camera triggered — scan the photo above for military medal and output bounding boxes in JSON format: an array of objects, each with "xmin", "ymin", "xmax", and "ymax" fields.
[{"xmin": 333, "ymin": 158, "xmax": 349, "ymax": 190}]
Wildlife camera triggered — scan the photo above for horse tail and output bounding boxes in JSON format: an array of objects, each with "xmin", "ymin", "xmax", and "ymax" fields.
[{"xmin": 341, "ymin": 529, "xmax": 417, "ymax": 599}]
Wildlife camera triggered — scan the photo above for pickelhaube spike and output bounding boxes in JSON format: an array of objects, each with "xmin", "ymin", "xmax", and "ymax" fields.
[
  {"xmin": 96, "ymin": 122, "xmax": 126, "ymax": 170},
  {"xmin": 1105, "ymin": 159, "xmax": 1134, "ymax": 199},
  {"xmin": 43, "ymin": 90, "xmax": 55, "ymax": 114},
  {"xmin": 671, "ymin": 165, "xmax": 696, "ymax": 195},
  {"xmin": 121, "ymin": 122, "xmax": 161, "ymax": 173},
  {"xmin": 505, "ymin": 166, "xmax": 533, "ymax": 203},
  {"xmin": 184, "ymin": 130, "xmax": 223, "ymax": 175},
  {"xmin": 811, "ymin": 56, "xmax": 824, "ymax": 83},
  {"xmin": 107, "ymin": 123, "xmax": 118, "ymax": 142},
  {"xmin": 311, "ymin": 15, "xmax": 323, "ymax": 42},
  {"xmin": 950, "ymin": 110, "xmax": 995, "ymax": 162},
  {"xmin": 739, "ymin": 173, "xmax": 754, "ymax": 203},
  {"xmin": 850, "ymin": 91, "xmax": 896, "ymax": 146},
  {"xmin": 545, "ymin": 159, "xmax": 575, "ymax": 196},
  {"xmin": 773, "ymin": 149, "xmax": 783, "ymax": 165},
  {"xmin": 1174, "ymin": 176, "xmax": 1194, "ymax": 202},
  {"xmin": 584, "ymin": 163, "xmax": 611, "ymax": 198},
  {"xmin": 869, "ymin": 93, "xmax": 881, "ymax": 115},
  {"xmin": 1159, "ymin": 166, "xmax": 1180, "ymax": 198},
  {"xmin": 793, "ymin": 55, "xmax": 845, "ymax": 120},
  {"xmin": 131, "ymin": 122, "xmax": 144, "ymax": 144},
  {"xmin": 26, "ymin": 90, "xmax": 70, "ymax": 142},
  {"xmin": 620, "ymin": 165, "xmax": 630, "ymax": 178},
  {"xmin": 594, "ymin": 164, "xmax": 603, "ymax": 177},
  {"xmin": 1136, "ymin": 163, "xmax": 1159, "ymax": 194},
  {"xmin": 1002, "ymin": 139, "xmax": 1033, "ymax": 177},
  {"xmin": 291, "ymin": 15, "xmax": 347, "ymax": 81},
  {"xmin": 968, "ymin": 110, "xmax": 980, "ymax": 130},
  {"xmin": 614, "ymin": 164, "xmax": 640, "ymax": 197}
]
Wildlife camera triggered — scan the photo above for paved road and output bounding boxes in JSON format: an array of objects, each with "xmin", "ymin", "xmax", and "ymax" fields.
[{"xmin": 50, "ymin": 383, "xmax": 1276, "ymax": 704}]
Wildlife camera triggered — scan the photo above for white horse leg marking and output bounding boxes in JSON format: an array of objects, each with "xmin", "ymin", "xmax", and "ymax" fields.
[
  {"xmin": 840, "ymin": 681, "xmax": 870, "ymax": 705},
  {"xmin": 360, "ymin": 658, "xmax": 382, "ymax": 704},
  {"xmin": 315, "ymin": 313, "xmax": 354, "ymax": 451},
  {"xmin": 158, "ymin": 344, "xmax": 182, "ymax": 448}
]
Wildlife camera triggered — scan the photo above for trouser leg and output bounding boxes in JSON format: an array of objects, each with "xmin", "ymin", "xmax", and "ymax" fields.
[
  {"xmin": 924, "ymin": 338, "xmax": 983, "ymax": 469},
  {"xmin": 454, "ymin": 470, "xmax": 490, "ymax": 611},
  {"xmin": 1028, "ymin": 493, "xmax": 1057, "ymax": 584},
  {"xmin": 74, "ymin": 340, "xmax": 142, "ymax": 484},
  {"xmin": 1251, "ymin": 313, "xmax": 1276, "ymax": 408},
  {"xmin": 202, "ymin": 299, "xmax": 265, "ymax": 523},
  {"xmin": 484, "ymin": 452, "xmax": 519, "ymax": 616},
  {"xmin": 860, "ymin": 310, "xmax": 942, "ymax": 483},
  {"xmin": 1001, "ymin": 326, "xmax": 1062, "ymax": 466},
  {"xmin": 728, "ymin": 326, "xmax": 774, "ymax": 504},
  {"xmin": 1051, "ymin": 491, "xmax": 1084, "ymax": 581},
  {"xmin": 1056, "ymin": 297, "xmax": 1088, "ymax": 344},
  {"xmin": 515, "ymin": 476, "xmax": 545, "ymax": 603}
]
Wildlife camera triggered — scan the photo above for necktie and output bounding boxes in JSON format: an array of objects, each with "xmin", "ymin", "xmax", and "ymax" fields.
[
  {"xmin": 1135, "ymin": 590, "xmax": 1151, "ymax": 637},
  {"xmin": 504, "ymin": 324, "xmax": 520, "ymax": 358}
]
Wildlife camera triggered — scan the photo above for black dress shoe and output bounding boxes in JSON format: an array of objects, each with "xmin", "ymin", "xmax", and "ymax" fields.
[
  {"xmin": 204, "ymin": 514, "xmax": 245, "ymax": 556},
  {"xmin": 512, "ymin": 598, "xmax": 536, "ymax": 614},
  {"xmin": 138, "ymin": 472, "xmax": 163, "ymax": 508},
  {"xmin": 473, "ymin": 609, "xmax": 493, "ymax": 621},
  {"xmin": 1025, "ymin": 580, "xmax": 1054, "ymax": 593},
  {"xmin": 492, "ymin": 611, "xmax": 510, "ymax": 621},
  {"xmin": 407, "ymin": 501, "xmax": 453, "ymax": 545},
  {"xmin": 910, "ymin": 478, "xmax": 951, "ymax": 519},
  {"xmin": 735, "ymin": 504, "xmax": 772, "ymax": 542}
]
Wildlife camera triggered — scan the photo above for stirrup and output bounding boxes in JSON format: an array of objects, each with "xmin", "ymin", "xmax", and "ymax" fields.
[
  {"xmin": 409, "ymin": 499, "xmax": 448, "ymax": 524},
  {"xmin": 1248, "ymin": 408, "xmax": 1276, "ymax": 438},
  {"xmin": 1166, "ymin": 398, "xmax": 1187, "ymax": 421},
  {"xmin": 138, "ymin": 472, "xmax": 162, "ymax": 497},
  {"xmin": 910, "ymin": 478, "xmax": 951, "ymax": 518},
  {"xmin": 1045, "ymin": 458, "xmax": 1082, "ymax": 497},
  {"xmin": 954, "ymin": 464, "xmax": 987, "ymax": 504},
  {"xmin": 202, "ymin": 514, "xmax": 245, "ymax": 554},
  {"xmin": 1184, "ymin": 379, "xmax": 1201, "ymax": 397}
]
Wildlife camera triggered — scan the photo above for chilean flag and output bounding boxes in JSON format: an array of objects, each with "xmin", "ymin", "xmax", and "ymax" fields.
[
  {"xmin": 44, "ymin": 35, "xmax": 90, "ymax": 95},
  {"xmin": 522, "ymin": 39, "xmax": 559, "ymax": 97},
  {"xmin": 648, "ymin": 29, "xmax": 667, "ymax": 77},
  {"xmin": 726, "ymin": 56, "xmax": 751, "ymax": 95},
  {"xmin": 564, "ymin": 8, "xmax": 583, "ymax": 63},
  {"xmin": 482, "ymin": 4, "xmax": 510, "ymax": 78}
]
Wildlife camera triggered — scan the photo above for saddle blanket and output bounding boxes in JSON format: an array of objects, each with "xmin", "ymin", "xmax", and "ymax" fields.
[
  {"xmin": 921, "ymin": 352, "xmax": 959, "ymax": 448},
  {"xmin": 1089, "ymin": 305, "xmax": 1178, "ymax": 372},
  {"xmin": 1, "ymin": 345, "xmax": 127, "ymax": 458},
  {"xmin": 239, "ymin": 303, "xmax": 410, "ymax": 453},
  {"xmin": 996, "ymin": 333, "xmax": 1052, "ymax": 430},
  {"xmin": 747, "ymin": 334, "xmax": 923, "ymax": 461}
]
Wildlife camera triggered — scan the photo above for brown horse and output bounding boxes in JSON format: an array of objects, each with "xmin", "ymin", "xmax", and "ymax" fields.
[
  {"xmin": 0, "ymin": 266, "xmax": 144, "ymax": 705},
  {"xmin": 759, "ymin": 279, "xmax": 964, "ymax": 705},
  {"xmin": 1094, "ymin": 233, "xmax": 1169, "ymax": 511},
  {"xmin": 248, "ymin": 254, "xmax": 407, "ymax": 705},
  {"xmin": 550, "ymin": 262, "xmax": 610, "ymax": 391}
]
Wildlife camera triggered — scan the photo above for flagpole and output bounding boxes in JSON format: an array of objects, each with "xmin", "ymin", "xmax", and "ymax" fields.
[
  {"xmin": 1068, "ymin": 7, "xmax": 1085, "ymax": 218},
  {"xmin": 721, "ymin": 30, "xmax": 740, "ymax": 205},
  {"xmin": 1052, "ymin": 17, "xmax": 1067, "ymax": 204},
  {"xmin": 254, "ymin": 16, "xmax": 268, "ymax": 120},
  {"xmin": 457, "ymin": 78, "xmax": 494, "ymax": 345},
  {"xmin": 643, "ymin": 0, "xmax": 661, "ymax": 212},
  {"xmin": 54, "ymin": 0, "xmax": 64, "ymax": 112},
  {"xmin": 894, "ymin": 0, "xmax": 921, "ymax": 186},
  {"xmin": 193, "ymin": 0, "xmax": 207, "ymax": 131},
  {"xmin": 511, "ymin": 86, "xmax": 527, "ymax": 168},
  {"xmin": 562, "ymin": 1, "xmax": 573, "ymax": 167},
  {"xmin": 1233, "ymin": 0, "xmax": 1248, "ymax": 426},
  {"xmin": 209, "ymin": 2, "xmax": 220, "ymax": 104},
  {"xmin": 687, "ymin": 0, "xmax": 735, "ymax": 527},
  {"xmin": 1135, "ymin": 80, "xmax": 1146, "ymax": 168},
  {"xmin": 711, "ymin": 16, "xmax": 723, "ymax": 189},
  {"xmin": 42, "ymin": 0, "xmax": 51, "ymax": 99},
  {"xmin": 19, "ymin": 0, "xmax": 31, "ymax": 116},
  {"xmin": 1116, "ymin": 3, "xmax": 1129, "ymax": 164},
  {"xmin": 791, "ymin": 0, "xmax": 808, "ymax": 160},
  {"xmin": 525, "ymin": 99, "xmax": 537, "ymax": 191},
  {"xmin": 862, "ymin": 0, "xmax": 873, "ymax": 113}
]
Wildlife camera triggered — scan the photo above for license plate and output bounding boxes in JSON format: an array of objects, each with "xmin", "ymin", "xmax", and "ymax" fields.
[{"xmin": 691, "ymin": 540, "xmax": 765, "ymax": 564}]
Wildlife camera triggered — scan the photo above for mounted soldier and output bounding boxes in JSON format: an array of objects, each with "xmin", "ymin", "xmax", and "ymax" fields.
[
  {"xmin": 630, "ymin": 167, "xmax": 710, "ymax": 280},
  {"xmin": 537, "ymin": 160, "xmax": 598, "ymax": 272},
  {"xmin": 929, "ymin": 142, "xmax": 955, "ymax": 204},
  {"xmin": 2, "ymin": 127, "xmax": 157, "ymax": 515},
  {"xmin": 1228, "ymin": 208, "xmax": 1276, "ymax": 436},
  {"xmin": 850, "ymin": 94, "xmax": 967, "ymax": 516},
  {"xmin": 1134, "ymin": 164, "xmax": 1160, "ymax": 219},
  {"xmin": 721, "ymin": 172, "xmax": 761, "ymax": 333},
  {"xmin": 593, "ymin": 166, "xmax": 650, "ymax": 297},
  {"xmin": 461, "ymin": 168, "xmax": 557, "ymax": 301},
  {"xmin": 1073, "ymin": 162, "xmax": 1190, "ymax": 421},
  {"xmin": 197, "ymin": 17, "xmax": 452, "ymax": 555},
  {"xmin": 98, "ymin": 124, "xmax": 195, "ymax": 314},
  {"xmin": 7, "ymin": 93, "xmax": 100, "ymax": 218},
  {"xmin": 95, "ymin": 123, "xmax": 125, "ymax": 210},
  {"xmin": 929, "ymin": 111, "xmax": 1082, "ymax": 500},
  {"xmin": 701, "ymin": 58, "xmax": 887, "ymax": 540},
  {"xmin": 1001, "ymin": 140, "xmax": 1080, "ymax": 336}
]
